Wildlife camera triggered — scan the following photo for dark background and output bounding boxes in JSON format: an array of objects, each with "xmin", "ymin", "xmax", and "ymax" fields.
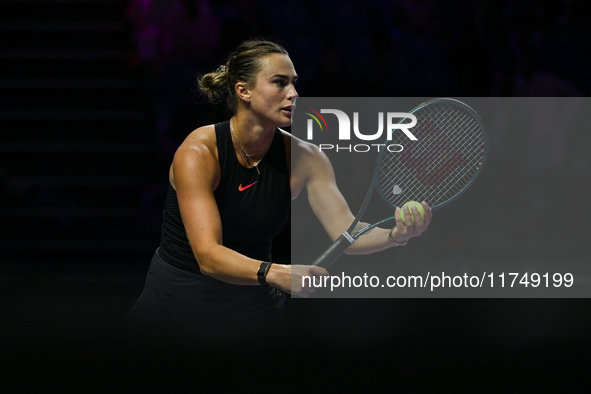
[{"xmin": 1, "ymin": 0, "xmax": 591, "ymax": 391}]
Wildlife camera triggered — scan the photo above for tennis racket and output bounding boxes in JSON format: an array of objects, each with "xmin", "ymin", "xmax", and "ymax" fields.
[{"xmin": 311, "ymin": 98, "xmax": 488, "ymax": 268}]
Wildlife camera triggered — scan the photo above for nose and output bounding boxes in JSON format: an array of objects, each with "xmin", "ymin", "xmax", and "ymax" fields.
[{"xmin": 288, "ymin": 84, "xmax": 298, "ymax": 100}]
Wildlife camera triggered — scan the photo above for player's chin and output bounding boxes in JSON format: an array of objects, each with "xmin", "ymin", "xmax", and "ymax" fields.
[{"xmin": 278, "ymin": 111, "xmax": 293, "ymax": 127}]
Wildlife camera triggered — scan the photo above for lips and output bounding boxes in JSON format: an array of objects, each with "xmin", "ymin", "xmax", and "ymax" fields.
[{"xmin": 282, "ymin": 105, "xmax": 294, "ymax": 112}]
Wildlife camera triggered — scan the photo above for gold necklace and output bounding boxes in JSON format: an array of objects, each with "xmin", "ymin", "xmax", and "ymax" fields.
[{"xmin": 230, "ymin": 118, "xmax": 269, "ymax": 175}]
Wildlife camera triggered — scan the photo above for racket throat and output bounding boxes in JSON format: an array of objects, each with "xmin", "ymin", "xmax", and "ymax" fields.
[{"xmin": 342, "ymin": 231, "xmax": 355, "ymax": 244}]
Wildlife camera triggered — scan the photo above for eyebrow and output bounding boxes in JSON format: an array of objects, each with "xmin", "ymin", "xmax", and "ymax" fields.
[{"xmin": 272, "ymin": 74, "xmax": 298, "ymax": 80}]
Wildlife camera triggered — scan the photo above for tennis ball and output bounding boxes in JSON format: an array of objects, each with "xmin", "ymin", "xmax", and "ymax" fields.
[{"xmin": 400, "ymin": 201, "xmax": 426, "ymax": 226}]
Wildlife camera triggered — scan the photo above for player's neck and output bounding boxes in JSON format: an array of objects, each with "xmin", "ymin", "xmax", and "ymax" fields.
[{"xmin": 231, "ymin": 114, "xmax": 274, "ymax": 156}]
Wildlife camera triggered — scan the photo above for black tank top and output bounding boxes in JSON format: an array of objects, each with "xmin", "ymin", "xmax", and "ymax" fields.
[{"xmin": 158, "ymin": 120, "xmax": 291, "ymax": 274}]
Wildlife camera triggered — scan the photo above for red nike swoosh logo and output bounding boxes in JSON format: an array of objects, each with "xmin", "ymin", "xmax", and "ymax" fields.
[{"xmin": 238, "ymin": 181, "xmax": 257, "ymax": 191}]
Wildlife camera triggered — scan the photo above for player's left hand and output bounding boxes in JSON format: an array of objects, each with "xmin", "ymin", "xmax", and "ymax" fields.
[{"xmin": 389, "ymin": 201, "xmax": 432, "ymax": 244}]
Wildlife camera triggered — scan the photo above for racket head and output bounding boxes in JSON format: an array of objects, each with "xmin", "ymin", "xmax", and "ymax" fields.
[{"xmin": 374, "ymin": 98, "xmax": 488, "ymax": 210}]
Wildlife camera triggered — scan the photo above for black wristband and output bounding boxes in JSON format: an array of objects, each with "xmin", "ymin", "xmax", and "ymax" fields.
[{"xmin": 257, "ymin": 262, "xmax": 272, "ymax": 285}]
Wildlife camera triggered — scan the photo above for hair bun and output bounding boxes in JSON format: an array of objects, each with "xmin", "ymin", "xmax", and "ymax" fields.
[{"xmin": 198, "ymin": 39, "xmax": 288, "ymax": 114}]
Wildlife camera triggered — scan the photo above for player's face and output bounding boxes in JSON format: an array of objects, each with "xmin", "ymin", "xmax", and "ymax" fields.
[{"xmin": 248, "ymin": 54, "xmax": 298, "ymax": 128}]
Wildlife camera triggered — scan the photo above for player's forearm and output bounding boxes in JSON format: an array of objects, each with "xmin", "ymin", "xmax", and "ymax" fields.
[
  {"xmin": 194, "ymin": 245, "xmax": 265, "ymax": 285},
  {"xmin": 344, "ymin": 227, "xmax": 397, "ymax": 254},
  {"xmin": 195, "ymin": 246, "xmax": 298, "ymax": 294}
]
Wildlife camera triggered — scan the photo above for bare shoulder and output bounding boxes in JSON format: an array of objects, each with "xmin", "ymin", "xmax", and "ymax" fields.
[
  {"xmin": 170, "ymin": 125, "xmax": 220, "ymax": 190},
  {"xmin": 181, "ymin": 124, "xmax": 217, "ymax": 152},
  {"xmin": 284, "ymin": 130, "xmax": 335, "ymax": 198},
  {"xmin": 280, "ymin": 129, "xmax": 325, "ymax": 161}
]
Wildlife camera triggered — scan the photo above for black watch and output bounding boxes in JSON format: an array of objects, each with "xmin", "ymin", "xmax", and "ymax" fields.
[{"xmin": 257, "ymin": 262, "xmax": 272, "ymax": 285}]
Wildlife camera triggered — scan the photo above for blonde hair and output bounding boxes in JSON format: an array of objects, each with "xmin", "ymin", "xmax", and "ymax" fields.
[{"xmin": 199, "ymin": 40, "xmax": 289, "ymax": 113}]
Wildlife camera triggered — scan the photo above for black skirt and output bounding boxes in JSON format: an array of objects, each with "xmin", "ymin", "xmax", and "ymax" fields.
[{"xmin": 124, "ymin": 249, "xmax": 290, "ymax": 346}]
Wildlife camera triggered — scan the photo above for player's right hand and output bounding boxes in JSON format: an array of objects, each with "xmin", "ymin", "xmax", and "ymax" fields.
[{"xmin": 266, "ymin": 264, "xmax": 329, "ymax": 298}]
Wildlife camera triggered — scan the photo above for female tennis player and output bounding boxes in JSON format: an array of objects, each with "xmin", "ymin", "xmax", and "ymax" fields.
[{"xmin": 125, "ymin": 40, "xmax": 432, "ymax": 341}]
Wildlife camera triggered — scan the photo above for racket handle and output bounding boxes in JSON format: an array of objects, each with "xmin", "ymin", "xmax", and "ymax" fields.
[{"xmin": 311, "ymin": 233, "xmax": 354, "ymax": 268}]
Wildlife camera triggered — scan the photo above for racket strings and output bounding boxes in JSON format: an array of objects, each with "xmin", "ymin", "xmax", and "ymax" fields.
[
  {"xmin": 399, "ymin": 105, "xmax": 484, "ymax": 202},
  {"xmin": 378, "ymin": 102, "xmax": 486, "ymax": 208},
  {"xmin": 399, "ymin": 109, "xmax": 483, "ymax": 203},
  {"xmin": 419, "ymin": 109, "xmax": 483, "ymax": 200}
]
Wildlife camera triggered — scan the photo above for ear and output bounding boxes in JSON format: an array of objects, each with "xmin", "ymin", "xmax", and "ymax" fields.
[{"xmin": 235, "ymin": 82, "xmax": 251, "ymax": 103}]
